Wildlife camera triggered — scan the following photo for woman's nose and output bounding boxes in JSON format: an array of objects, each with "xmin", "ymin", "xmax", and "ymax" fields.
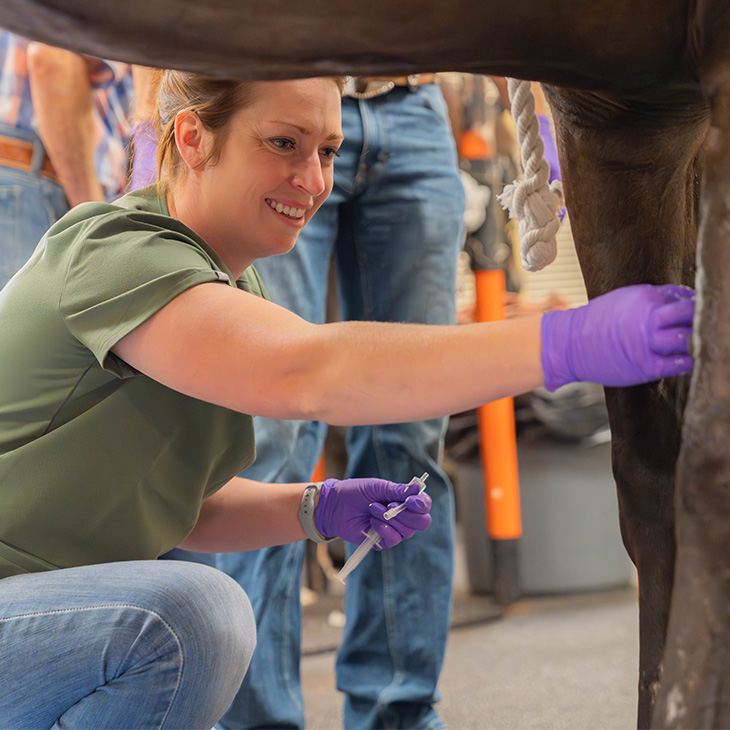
[{"xmin": 293, "ymin": 156, "xmax": 326, "ymax": 197}]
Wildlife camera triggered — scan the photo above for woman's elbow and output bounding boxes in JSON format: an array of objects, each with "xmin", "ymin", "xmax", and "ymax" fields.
[
  {"xmin": 27, "ymin": 43, "xmax": 85, "ymax": 84},
  {"xmin": 252, "ymin": 368, "xmax": 343, "ymax": 423}
]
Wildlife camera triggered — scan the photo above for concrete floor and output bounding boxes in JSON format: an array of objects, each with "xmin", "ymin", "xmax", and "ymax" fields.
[
  {"xmin": 301, "ymin": 586, "xmax": 640, "ymax": 730},
  {"xmin": 298, "ymin": 432, "xmax": 640, "ymax": 729}
]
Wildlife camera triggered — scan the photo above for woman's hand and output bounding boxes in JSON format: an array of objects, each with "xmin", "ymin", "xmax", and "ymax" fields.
[
  {"xmin": 315, "ymin": 478, "xmax": 432, "ymax": 549},
  {"xmin": 541, "ymin": 283, "xmax": 695, "ymax": 391}
]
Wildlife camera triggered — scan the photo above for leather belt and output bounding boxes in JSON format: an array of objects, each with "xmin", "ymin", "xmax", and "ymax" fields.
[
  {"xmin": 348, "ymin": 74, "xmax": 438, "ymax": 99},
  {"xmin": 0, "ymin": 134, "xmax": 58, "ymax": 183}
]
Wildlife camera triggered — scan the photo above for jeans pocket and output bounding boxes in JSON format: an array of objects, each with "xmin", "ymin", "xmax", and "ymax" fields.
[
  {"xmin": 0, "ymin": 184, "xmax": 24, "ymax": 285},
  {"xmin": 0, "ymin": 175, "xmax": 62, "ymax": 288},
  {"xmin": 418, "ymin": 86, "xmax": 450, "ymax": 125}
]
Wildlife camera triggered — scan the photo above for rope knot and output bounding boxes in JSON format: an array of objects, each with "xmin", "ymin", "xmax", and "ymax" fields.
[{"xmin": 497, "ymin": 79, "xmax": 566, "ymax": 273}]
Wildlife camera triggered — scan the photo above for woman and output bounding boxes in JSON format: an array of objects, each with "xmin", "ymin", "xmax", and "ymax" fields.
[{"xmin": 0, "ymin": 72, "xmax": 694, "ymax": 729}]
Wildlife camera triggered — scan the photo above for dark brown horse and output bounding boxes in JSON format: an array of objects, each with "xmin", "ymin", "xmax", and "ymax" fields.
[{"xmin": 4, "ymin": 1, "xmax": 729, "ymax": 727}]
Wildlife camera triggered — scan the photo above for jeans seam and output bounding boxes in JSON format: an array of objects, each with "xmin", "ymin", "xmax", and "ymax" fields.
[
  {"xmin": 282, "ymin": 547, "xmax": 305, "ymax": 720},
  {"xmin": 373, "ymin": 436, "xmax": 409, "ymax": 711},
  {"xmin": 366, "ymin": 431, "xmax": 451, "ymax": 729},
  {"xmin": 2, "ymin": 603, "xmax": 184, "ymax": 730}
]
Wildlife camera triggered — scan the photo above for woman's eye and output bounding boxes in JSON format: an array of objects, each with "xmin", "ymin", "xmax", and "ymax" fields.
[
  {"xmin": 270, "ymin": 138, "xmax": 295, "ymax": 150},
  {"xmin": 321, "ymin": 147, "xmax": 341, "ymax": 160}
]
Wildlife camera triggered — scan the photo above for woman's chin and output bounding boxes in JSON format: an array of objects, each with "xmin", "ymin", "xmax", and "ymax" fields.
[{"xmin": 258, "ymin": 237, "xmax": 298, "ymax": 260}]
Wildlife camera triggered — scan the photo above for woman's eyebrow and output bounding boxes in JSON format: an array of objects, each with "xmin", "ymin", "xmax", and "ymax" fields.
[{"xmin": 269, "ymin": 120, "xmax": 343, "ymax": 141}]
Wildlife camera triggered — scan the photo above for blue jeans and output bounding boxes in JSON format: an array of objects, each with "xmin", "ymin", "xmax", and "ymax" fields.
[
  {"xmin": 0, "ymin": 123, "xmax": 69, "ymax": 290},
  {"xmin": 216, "ymin": 85, "xmax": 465, "ymax": 730},
  {"xmin": 0, "ymin": 560, "xmax": 256, "ymax": 729}
]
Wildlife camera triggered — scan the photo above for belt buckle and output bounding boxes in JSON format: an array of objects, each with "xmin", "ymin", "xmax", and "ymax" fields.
[
  {"xmin": 349, "ymin": 78, "xmax": 395, "ymax": 99},
  {"xmin": 406, "ymin": 74, "xmax": 421, "ymax": 92}
]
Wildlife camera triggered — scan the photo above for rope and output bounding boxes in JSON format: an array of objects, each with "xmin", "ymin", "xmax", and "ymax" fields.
[{"xmin": 497, "ymin": 78, "xmax": 565, "ymax": 272}]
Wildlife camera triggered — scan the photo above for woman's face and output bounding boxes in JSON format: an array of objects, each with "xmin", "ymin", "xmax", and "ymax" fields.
[{"xmin": 190, "ymin": 78, "xmax": 343, "ymax": 269}]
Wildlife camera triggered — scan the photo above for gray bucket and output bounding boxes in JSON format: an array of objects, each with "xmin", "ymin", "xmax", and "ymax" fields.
[{"xmin": 452, "ymin": 437, "xmax": 633, "ymax": 596}]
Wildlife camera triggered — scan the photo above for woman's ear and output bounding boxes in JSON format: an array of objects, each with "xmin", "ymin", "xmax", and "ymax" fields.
[{"xmin": 174, "ymin": 111, "xmax": 210, "ymax": 171}]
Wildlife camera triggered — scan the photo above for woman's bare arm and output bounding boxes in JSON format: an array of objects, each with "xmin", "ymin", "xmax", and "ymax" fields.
[
  {"xmin": 112, "ymin": 281, "xmax": 543, "ymax": 425},
  {"xmin": 178, "ymin": 476, "xmax": 307, "ymax": 552}
]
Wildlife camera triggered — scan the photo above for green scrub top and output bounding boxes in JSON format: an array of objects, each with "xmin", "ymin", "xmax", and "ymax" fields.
[{"xmin": 0, "ymin": 186, "xmax": 267, "ymax": 578}]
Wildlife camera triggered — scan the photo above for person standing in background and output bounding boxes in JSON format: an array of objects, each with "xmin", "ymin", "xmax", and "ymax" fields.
[
  {"xmin": 0, "ymin": 30, "xmax": 133, "ymax": 288},
  {"xmin": 216, "ymin": 74, "xmax": 466, "ymax": 730},
  {"xmin": 128, "ymin": 65, "xmax": 158, "ymax": 192}
]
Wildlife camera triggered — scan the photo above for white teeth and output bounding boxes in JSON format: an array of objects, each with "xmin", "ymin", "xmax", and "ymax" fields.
[{"xmin": 267, "ymin": 199, "xmax": 305, "ymax": 219}]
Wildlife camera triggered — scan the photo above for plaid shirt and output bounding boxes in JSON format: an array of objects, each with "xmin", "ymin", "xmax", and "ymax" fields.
[{"xmin": 0, "ymin": 31, "xmax": 134, "ymax": 200}]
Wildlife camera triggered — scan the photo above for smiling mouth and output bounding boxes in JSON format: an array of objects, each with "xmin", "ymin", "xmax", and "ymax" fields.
[{"xmin": 266, "ymin": 198, "xmax": 305, "ymax": 220}]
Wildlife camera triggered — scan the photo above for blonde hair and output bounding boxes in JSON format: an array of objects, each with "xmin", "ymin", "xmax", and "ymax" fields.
[{"xmin": 150, "ymin": 71, "xmax": 346, "ymax": 188}]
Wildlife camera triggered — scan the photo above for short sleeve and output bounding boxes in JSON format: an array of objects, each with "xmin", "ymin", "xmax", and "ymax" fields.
[
  {"xmin": 84, "ymin": 58, "xmax": 131, "ymax": 89},
  {"xmin": 59, "ymin": 210, "xmax": 226, "ymax": 374}
]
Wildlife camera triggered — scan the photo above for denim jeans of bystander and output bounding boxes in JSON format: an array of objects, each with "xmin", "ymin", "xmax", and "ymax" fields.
[
  {"xmin": 0, "ymin": 124, "xmax": 69, "ymax": 290},
  {"xmin": 216, "ymin": 84, "xmax": 464, "ymax": 730}
]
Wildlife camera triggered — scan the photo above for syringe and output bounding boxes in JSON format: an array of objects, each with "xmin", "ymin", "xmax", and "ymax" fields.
[
  {"xmin": 383, "ymin": 472, "xmax": 428, "ymax": 519},
  {"xmin": 333, "ymin": 528, "xmax": 382, "ymax": 583},
  {"xmin": 335, "ymin": 472, "xmax": 430, "ymax": 583}
]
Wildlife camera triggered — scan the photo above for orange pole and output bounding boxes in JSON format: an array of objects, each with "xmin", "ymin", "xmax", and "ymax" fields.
[
  {"xmin": 474, "ymin": 269, "xmax": 522, "ymax": 540},
  {"xmin": 311, "ymin": 453, "xmax": 326, "ymax": 483}
]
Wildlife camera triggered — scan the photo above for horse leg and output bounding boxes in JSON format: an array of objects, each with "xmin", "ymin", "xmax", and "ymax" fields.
[
  {"xmin": 543, "ymin": 85, "xmax": 707, "ymax": 728},
  {"xmin": 652, "ymin": 70, "xmax": 730, "ymax": 729}
]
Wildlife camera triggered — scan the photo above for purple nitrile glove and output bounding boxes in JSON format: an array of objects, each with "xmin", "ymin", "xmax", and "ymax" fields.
[
  {"xmin": 541, "ymin": 283, "xmax": 695, "ymax": 391},
  {"xmin": 537, "ymin": 114, "xmax": 566, "ymax": 221},
  {"xmin": 537, "ymin": 114, "xmax": 562, "ymax": 184},
  {"xmin": 315, "ymin": 478, "xmax": 432, "ymax": 550},
  {"xmin": 130, "ymin": 121, "xmax": 158, "ymax": 190}
]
